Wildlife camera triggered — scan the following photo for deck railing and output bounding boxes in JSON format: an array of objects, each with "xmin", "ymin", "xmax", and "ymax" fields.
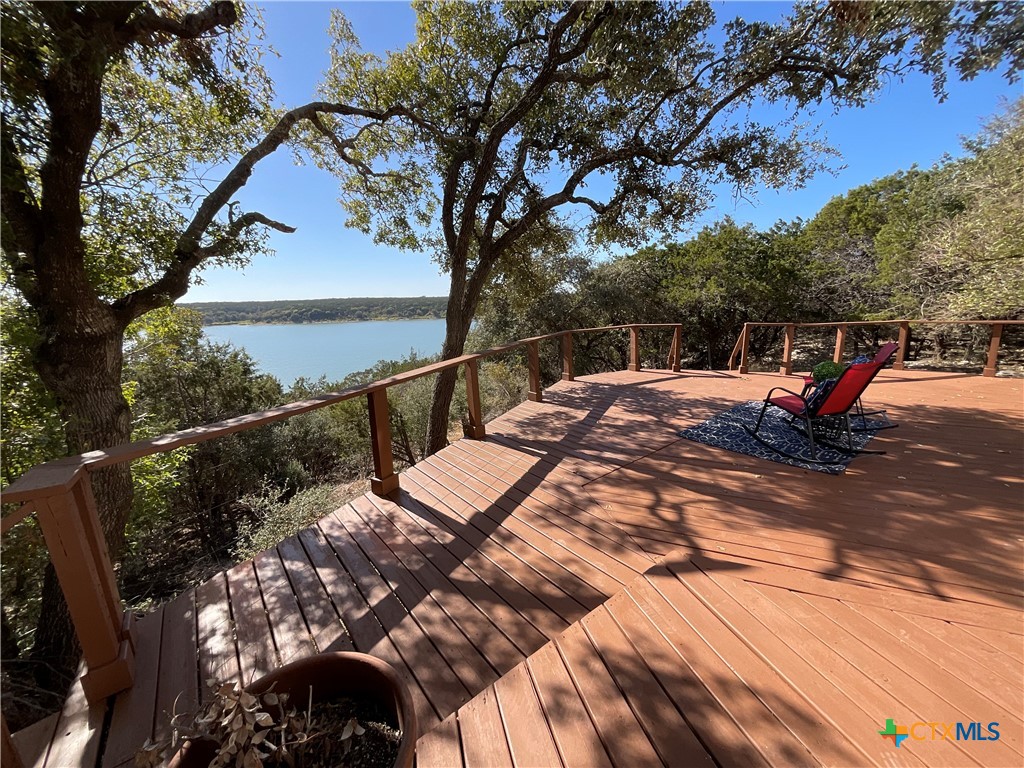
[
  {"xmin": 727, "ymin": 319, "xmax": 1022, "ymax": 376},
  {"xmin": 0, "ymin": 323, "xmax": 682, "ymax": 705}
]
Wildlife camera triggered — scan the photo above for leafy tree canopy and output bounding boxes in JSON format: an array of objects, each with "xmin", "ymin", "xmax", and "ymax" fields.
[
  {"xmin": 0, "ymin": 0, "xmax": 407, "ymax": 687},
  {"xmin": 907, "ymin": 99, "xmax": 1024, "ymax": 318},
  {"xmin": 309, "ymin": 0, "xmax": 1023, "ymax": 452},
  {"xmin": 1, "ymin": 1, "xmax": 281, "ymax": 308}
]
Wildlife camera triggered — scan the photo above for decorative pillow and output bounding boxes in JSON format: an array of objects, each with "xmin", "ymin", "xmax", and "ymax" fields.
[
  {"xmin": 805, "ymin": 377, "xmax": 837, "ymax": 414},
  {"xmin": 851, "ymin": 354, "xmax": 872, "ymax": 364}
]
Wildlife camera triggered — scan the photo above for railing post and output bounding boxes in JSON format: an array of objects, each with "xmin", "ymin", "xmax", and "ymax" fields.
[
  {"xmin": 33, "ymin": 472, "xmax": 136, "ymax": 705},
  {"xmin": 739, "ymin": 324, "xmax": 750, "ymax": 374},
  {"xmin": 628, "ymin": 326, "xmax": 641, "ymax": 372},
  {"xmin": 527, "ymin": 341, "xmax": 543, "ymax": 402},
  {"xmin": 2, "ymin": 714, "xmax": 24, "ymax": 768},
  {"xmin": 367, "ymin": 390, "xmax": 398, "ymax": 495},
  {"xmin": 671, "ymin": 325, "xmax": 682, "ymax": 372},
  {"xmin": 893, "ymin": 322, "xmax": 910, "ymax": 370},
  {"xmin": 833, "ymin": 324, "xmax": 847, "ymax": 364},
  {"xmin": 780, "ymin": 324, "xmax": 795, "ymax": 375},
  {"xmin": 561, "ymin": 332, "xmax": 574, "ymax": 381},
  {"xmin": 727, "ymin": 334, "xmax": 742, "ymax": 371},
  {"xmin": 984, "ymin": 323, "xmax": 1004, "ymax": 377},
  {"xmin": 464, "ymin": 360, "xmax": 486, "ymax": 439}
]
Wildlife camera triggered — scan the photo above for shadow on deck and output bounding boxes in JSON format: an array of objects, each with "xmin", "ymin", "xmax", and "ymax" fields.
[{"xmin": 14, "ymin": 369, "xmax": 1024, "ymax": 767}]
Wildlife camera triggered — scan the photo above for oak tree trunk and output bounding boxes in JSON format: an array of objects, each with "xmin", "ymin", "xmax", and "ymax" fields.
[
  {"xmin": 29, "ymin": 314, "xmax": 134, "ymax": 690},
  {"xmin": 425, "ymin": 298, "xmax": 474, "ymax": 456}
]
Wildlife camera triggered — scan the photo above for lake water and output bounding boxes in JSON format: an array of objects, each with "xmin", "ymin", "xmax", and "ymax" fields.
[{"xmin": 203, "ymin": 318, "xmax": 447, "ymax": 386}]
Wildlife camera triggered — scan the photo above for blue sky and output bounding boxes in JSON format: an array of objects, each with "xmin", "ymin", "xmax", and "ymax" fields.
[{"xmin": 185, "ymin": 1, "xmax": 1021, "ymax": 302}]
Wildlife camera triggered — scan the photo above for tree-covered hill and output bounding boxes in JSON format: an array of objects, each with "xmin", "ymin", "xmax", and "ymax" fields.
[{"xmin": 180, "ymin": 296, "xmax": 447, "ymax": 325}]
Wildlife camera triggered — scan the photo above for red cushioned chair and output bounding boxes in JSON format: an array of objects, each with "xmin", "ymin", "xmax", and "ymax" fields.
[
  {"xmin": 800, "ymin": 341, "xmax": 899, "ymax": 430},
  {"xmin": 747, "ymin": 357, "xmax": 891, "ymax": 462}
]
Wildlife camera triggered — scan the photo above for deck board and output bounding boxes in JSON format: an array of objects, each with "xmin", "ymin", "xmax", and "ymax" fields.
[
  {"xmin": 43, "ymin": 677, "xmax": 104, "ymax": 768},
  {"xmin": 276, "ymin": 535, "xmax": 353, "ymax": 652},
  {"xmin": 17, "ymin": 368, "xmax": 1022, "ymax": 767},
  {"xmin": 102, "ymin": 606, "xmax": 162, "ymax": 767},
  {"xmin": 253, "ymin": 550, "xmax": 316, "ymax": 667},
  {"xmin": 359, "ymin": 494, "xmax": 526, "ymax": 673},
  {"xmin": 524, "ymin": 642, "xmax": 612, "ymax": 768},
  {"xmin": 491, "ymin": 662, "xmax": 562, "ymax": 768},
  {"xmin": 579, "ymin": 605, "xmax": 715, "ymax": 767},
  {"xmin": 555, "ymin": 621, "xmax": 663, "ymax": 767},
  {"xmin": 194, "ymin": 572, "xmax": 239, "ymax": 699},
  {"xmin": 602, "ymin": 589, "xmax": 775, "ymax": 768},
  {"xmin": 339, "ymin": 499, "xmax": 498, "ymax": 694},
  {"xmin": 318, "ymin": 507, "xmax": 469, "ymax": 723},
  {"xmin": 414, "ymin": 712, "xmax": 462, "ymax": 768},
  {"xmin": 369, "ymin": 486, "xmax": 549, "ymax": 657},
  {"xmin": 226, "ymin": 560, "xmax": 277, "ymax": 683}
]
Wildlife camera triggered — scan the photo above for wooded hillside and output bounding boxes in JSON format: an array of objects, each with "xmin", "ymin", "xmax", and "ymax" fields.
[{"xmin": 181, "ymin": 296, "xmax": 447, "ymax": 325}]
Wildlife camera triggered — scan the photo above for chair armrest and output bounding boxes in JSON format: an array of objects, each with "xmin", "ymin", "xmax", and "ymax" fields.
[{"xmin": 764, "ymin": 385, "xmax": 809, "ymax": 404}]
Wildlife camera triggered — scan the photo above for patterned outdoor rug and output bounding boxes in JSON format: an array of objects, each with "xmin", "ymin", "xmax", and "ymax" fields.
[{"xmin": 678, "ymin": 400, "xmax": 890, "ymax": 474}]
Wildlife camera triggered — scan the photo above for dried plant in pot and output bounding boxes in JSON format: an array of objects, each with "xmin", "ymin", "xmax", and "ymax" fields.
[{"xmin": 137, "ymin": 652, "xmax": 416, "ymax": 768}]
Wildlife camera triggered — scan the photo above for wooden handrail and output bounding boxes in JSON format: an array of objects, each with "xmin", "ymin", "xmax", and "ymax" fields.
[
  {"xmin": 728, "ymin": 319, "xmax": 1019, "ymax": 376},
  {"xmin": 2, "ymin": 323, "xmax": 683, "ymax": 502},
  {"xmin": 732, "ymin": 320, "xmax": 1024, "ymax": 328},
  {"xmin": 0, "ymin": 322, "xmax": 683, "ymax": 704}
]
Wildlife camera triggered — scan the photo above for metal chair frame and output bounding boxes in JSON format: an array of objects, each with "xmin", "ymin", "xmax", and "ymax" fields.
[{"xmin": 746, "ymin": 357, "xmax": 896, "ymax": 464}]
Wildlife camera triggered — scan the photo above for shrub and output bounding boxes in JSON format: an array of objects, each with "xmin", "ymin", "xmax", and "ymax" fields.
[
  {"xmin": 234, "ymin": 484, "xmax": 342, "ymax": 561},
  {"xmin": 812, "ymin": 360, "xmax": 845, "ymax": 383}
]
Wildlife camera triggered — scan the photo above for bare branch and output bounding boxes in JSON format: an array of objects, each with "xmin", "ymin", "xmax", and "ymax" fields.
[
  {"xmin": 566, "ymin": 195, "xmax": 608, "ymax": 214},
  {"xmin": 111, "ymin": 100, "xmax": 407, "ymax": 323},
  {"xmin": 202, "ymin": 211, "xmax": 296, "ymax": 257},
  {"xmin": 308, "ymin": 114, "xmax": 417, "ymax": 183}
]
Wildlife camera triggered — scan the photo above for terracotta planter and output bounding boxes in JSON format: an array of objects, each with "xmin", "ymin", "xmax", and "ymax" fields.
[{"xmin": 170, "ymin": 652, "xmax": 416, "ymax": 768}]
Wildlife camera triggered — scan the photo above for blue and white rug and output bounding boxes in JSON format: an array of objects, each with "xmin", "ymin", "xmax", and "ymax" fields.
[{"xmin": 678, "ymin": 400, "xmax": 889, "ymax": 474}]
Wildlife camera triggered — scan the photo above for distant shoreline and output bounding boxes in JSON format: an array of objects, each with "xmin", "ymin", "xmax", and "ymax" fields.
[
  {"xmin": 182, "ymin": 296, "xmax": 449, "ymax": 326},
  {"xmin": 203, "ymin": 316, "xmax": 445, "ymax": 327}
]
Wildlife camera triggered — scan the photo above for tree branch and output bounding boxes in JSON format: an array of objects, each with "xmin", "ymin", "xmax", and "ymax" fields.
[
  {"xmin": 566, "ymin": 194, "xmax": 608, "ymax": 214},
  {"xmin": 118, "ymin": 1, "xmax": 238, "ymax": 46},
  {"xmin": 482, "ymin": 136, "xmax": 531, "ymax": 243},
  {"xmin": 453, "ymin": 1, "xmax": 609, "ymax": 269},
  {"xmin": 202, "ymin": 211, "xmax": 296, "ymax": 257},
  {"xmin": 308, "ymin": 113, "xmax": 417, "ymax": 183},
  {"xmin": 111, "ymin": 100, "xmax": 405, "ymax": 323},
  {"xmin": 0, "ymin": 126, "xmax": 42, "ymax": 265}
]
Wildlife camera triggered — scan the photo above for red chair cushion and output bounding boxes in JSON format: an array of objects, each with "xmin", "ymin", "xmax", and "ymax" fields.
[{"xmin": 768, "ymin": 395, "xmax": 806, "ymax": 415}]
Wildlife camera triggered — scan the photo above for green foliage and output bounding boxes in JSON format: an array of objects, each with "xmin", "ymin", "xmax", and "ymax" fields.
[
  {"xmin": 803, "ymin": 97, "xmax": 1023, "ymax": 321},
  {"xmin": 0, "ymin": 293, "xmax": 64, "ymax": 487},
  {"xmin": 127, "ymin": 328, "xmax": 286, "ymax": 550},
  {"xmin": 315, "ymin": 1, "xmax": 1021, "ymax": 259},
  {"xmin": 909, "ymin": 100, "xmax": 1024, "ymax": 318},
  {"xmin": 0, "ymin": 295, "xmax": 62, "ymax": 655},
  {"xmin": 478, "ymin": 358, "xmax": 529, "ymax": 424},
  {"xmin": 234, "ymin": 484, "xmax": 341, "ymax": 562},
  {"xmin": 663, "ymin": 218, "xmax": 811, "ymax": 365},
  {"xmin": 2, "ymin": 2, "xmax": 279, "ymax": 303},
  {"xmin": 812, "ymin": 361, "xmax": 845, "ymax": 383},
  {"xmin": 802, "ymin": 167, "xmax": 962, "ymax": 317}
]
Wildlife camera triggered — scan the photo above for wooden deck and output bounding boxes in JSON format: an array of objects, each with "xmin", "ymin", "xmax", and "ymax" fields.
[{"xmin": 13, "ymin": 368, "xmax": 1023, "ymax": 767}]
